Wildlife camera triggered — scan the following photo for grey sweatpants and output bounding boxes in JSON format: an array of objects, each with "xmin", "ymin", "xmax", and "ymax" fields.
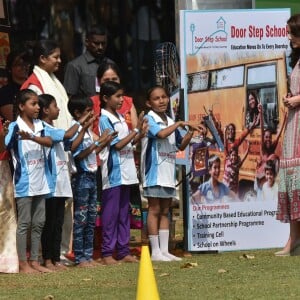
[{"xmin": 16, "ymin": 196, "xmax": 45, "ymax": 261}]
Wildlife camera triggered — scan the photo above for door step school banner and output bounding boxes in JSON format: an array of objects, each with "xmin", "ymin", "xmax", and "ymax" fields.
[{"xmin": 179, "ymin": 9, "xmax": 290, "ymax": 251}]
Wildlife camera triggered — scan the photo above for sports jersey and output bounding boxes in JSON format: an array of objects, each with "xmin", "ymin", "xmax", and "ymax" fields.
[
  {"xmin": 100, "ymin": 109, "xmax": 138, "ymax": 190},
  {"xmin": 71, "ymin": 120, "xmax": 97, "ymax": 173},
  {"xmin": 140, "ymin": 110, "xmax": 182, "ymax": 188},
  {"xmin": 44, "ymin": 123, "xmax": 72, "ymax": 198},
  {"xmin": 5, "ymin": 116, "xmax": 53, "ymax": 197}
]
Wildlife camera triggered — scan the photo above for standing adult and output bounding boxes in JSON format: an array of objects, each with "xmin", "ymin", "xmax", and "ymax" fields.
[
  {"xmin": 21, "ymin": 40, "xmax": 72, "ymax": 130},
  {"xmin": 63, "ymin": 24, "xmax": 108, "ymax": 98},
  {"xmin": 276, "ymin": 14, "xmax": 300, "ymax": 255},
  {"xmin": 0, "ymin": 50, "xmax": 30, "ymax": 121},
  {"xmin": 0, "ymin": 119, "xmax": 18, "ymax": 273}
]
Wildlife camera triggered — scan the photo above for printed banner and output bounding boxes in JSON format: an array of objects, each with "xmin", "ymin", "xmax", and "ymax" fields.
[{"xmin": 180, "ymin": 9, "xmax": 290, "ymax": 251}]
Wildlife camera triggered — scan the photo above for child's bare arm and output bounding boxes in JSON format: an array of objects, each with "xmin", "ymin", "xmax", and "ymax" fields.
[
  {"xmin": 94, "ymin": 130, "xmax": 118, "ymax": 154},
  {"xmin": 179, "ymin": 123, "xmax": 205, "ymax": 151},
  {"xmin": 156, "ymin": 120, "xmax": 185, "ymax": 139},
  {"xmin": 114, "ymin": 111, "xmax": 145, "ymax": 150},
  {"xmin": 70, "ymin": 116, "xmax": 95, "ymax": 151},
  {"xmin": 17, "ymin": 130, "xmax": 53, "ymax": 147},
  {"xmin": 240, "ymin": 140, "xmax": 250, "ymax": 167},
  {"xmin": 64, "ymin": 112, "xmax": 94, "ymax": 140}
]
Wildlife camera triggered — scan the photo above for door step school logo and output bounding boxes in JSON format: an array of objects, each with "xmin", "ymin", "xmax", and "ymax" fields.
[{"xmin": 190, "ymin": 17, "xmax": 228, "ymax": 54}]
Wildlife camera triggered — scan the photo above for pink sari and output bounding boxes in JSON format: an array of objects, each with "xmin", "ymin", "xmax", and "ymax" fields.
[{"xmin": 0, "ymin": 159, "xmax": 19, "ymax": 273}]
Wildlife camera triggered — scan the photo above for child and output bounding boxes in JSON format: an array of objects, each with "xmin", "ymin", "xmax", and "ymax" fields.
[
  {"xmin": 67, "ymin": 96, "xmax": 112, "ymax": 267},
  {"xmin": 1, "ymin": 89, "xmax": 55, "ymax": 273},
  {"xmin": 192, "ymin": 155, "xmax": 236, "ymax": 204},
  {"xmin": 38, "ymin": 94, "xmax": 93, "ymax": 270},
  {"xmin": 141, "ymin": 85, "xmax": 201, "ymax": 262},
  {"xmin": 255, "ymin": 104, "xmax": 287, "ymax": 186},
  {"xmin": 99, "ymin": 81, "xmax": 147, "ymax": 265},
  {"xmin": 262, "ymin": 160, "xmax": 278, "ymax": 201},
  {"xmin": 223, "ymin": 142, "xmax": 250, "ymax": 195}
]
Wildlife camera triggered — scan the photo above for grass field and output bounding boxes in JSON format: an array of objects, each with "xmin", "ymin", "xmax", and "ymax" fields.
[
  {"xmin": 255, "ymin": 0, "xmax": 300, "ymax": 13},
  {"xmin": 1, "ymin": 248, "xmax": 300, "ymax": 300}
]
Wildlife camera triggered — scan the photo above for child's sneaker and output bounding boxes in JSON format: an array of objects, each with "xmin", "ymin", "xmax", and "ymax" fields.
[
  {"xmin": 161, "ymin": 252, "xmax": 182, "ymax": 261},
  {"xmin": 151, "ymin": 253, "xmax": 171, "ymax": 262}
]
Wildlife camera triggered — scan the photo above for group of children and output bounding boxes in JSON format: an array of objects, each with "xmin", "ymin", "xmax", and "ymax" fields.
[
  {"xmin": 190, "ymin": 101, "xmax": 284, "ymax": 204},
  {"xmin": 0, "ymin": 83, "xmax": 202, "ymax": 273}
]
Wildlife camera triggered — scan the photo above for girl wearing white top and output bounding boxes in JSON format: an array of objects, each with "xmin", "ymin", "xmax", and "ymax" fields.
[
  {"xmin": 38, "ymin": 93, "xmax": 93, "ymax": 271},
  {"xmin": 1, "ymin": 89, "xmax": 54, "ymax": 273}
]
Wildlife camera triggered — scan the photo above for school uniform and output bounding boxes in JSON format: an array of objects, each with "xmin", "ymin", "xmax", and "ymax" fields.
[
  {"xmin": 100, "ymin": 109, "xmax": 138, "ymax": 259},
  {"xmin": 5, "ymin": 116, "xmax": 53, "ymax": 261},
  {"xmin": 140, "ymin": 110, "xmax": 183, "ymax": 197},
  {"xmin": 41, "ymin": 124, "xmax": 73, "ymax": 263},
  {"xmin": 70, "ymin": 122, "xmax": 97, "ymax": 264}
]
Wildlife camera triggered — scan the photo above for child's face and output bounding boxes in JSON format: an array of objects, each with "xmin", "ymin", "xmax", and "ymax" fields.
[
  {"xmin": 226, "ymin": 125, "xmax": 235, "ymax": 141},
  {"xmin": 264, "ymin": 131, "xmax": 272, "ymax": 149},
  {"xmin": 105, "ymin": 89, "xmax": 124, "ymax": 111},
  {"xmin": 199, "ymin": 125, "xmax": 207, "ymax": 138},
  {"xmin": 46, "ymin": 100, "xmax": 60, "ymax": 120},
  {"xmin": 230, "ymin": 151, "xmax": 238, "ymax": 163},
  {"xmin": 209, "ymin": 161, "xmax": 220, "ymax": 180},
  {"xmin": 146, "ymin": 88, "xmax": 169, "ymax": 113},
  {"xmin": 265, "ymin": 169, "xmax": 275, "ymax": 187},
  {"xmin": 19, "ymin": 95, "xmax": 40, "ymax": 119}
]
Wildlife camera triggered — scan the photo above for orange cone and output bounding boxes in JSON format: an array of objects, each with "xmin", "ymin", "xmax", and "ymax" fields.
[{"xmin": 136, "ymin": 246, "xmax": 160, "ymax": 300}]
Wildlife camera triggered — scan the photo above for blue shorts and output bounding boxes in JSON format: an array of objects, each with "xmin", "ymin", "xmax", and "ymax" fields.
[{"xmin": 143, "ymin": 185, "xmax": 176, "ymax": 198}]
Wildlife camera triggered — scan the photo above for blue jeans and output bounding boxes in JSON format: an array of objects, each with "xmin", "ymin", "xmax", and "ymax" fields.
[{"xmin": 72, "ymin": 172, "xmax": 97, "ymax": 264}]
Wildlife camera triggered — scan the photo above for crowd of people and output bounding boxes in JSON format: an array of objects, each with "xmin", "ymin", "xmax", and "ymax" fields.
[
  {"xmin": 0, "ymin": 23, "xmax": 202, "ymax": 273},
  {"xmin": 1, "ymin": 12, "xmax": 300, "ymax": 274}
]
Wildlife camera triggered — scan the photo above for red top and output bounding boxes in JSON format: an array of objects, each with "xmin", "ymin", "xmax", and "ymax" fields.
[
  {"xmin": 0, "ymin": 120, "xmax": 9, "ymax": 160},
  {"xmin": 91, "ymin": 95, "xmax": 133, "ymax": 136},
  {"xmin": 21, "ymin": 73, "xmax": 44, "ymax": 92}
]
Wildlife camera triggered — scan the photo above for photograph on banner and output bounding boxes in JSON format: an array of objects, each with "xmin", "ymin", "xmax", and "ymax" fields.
[{"xmin": 180, "ymin": 9, "xmax": 291, "ymax": 251}]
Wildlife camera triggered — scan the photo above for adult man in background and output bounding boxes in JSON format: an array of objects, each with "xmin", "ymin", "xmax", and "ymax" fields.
[{"xmin": 63, "ymin": 24, "xmax": 108, "ymax": 97}]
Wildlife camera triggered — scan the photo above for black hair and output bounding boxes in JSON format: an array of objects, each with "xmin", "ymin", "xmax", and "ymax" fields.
[
  {"xmin": 229, "ymin": 146, "xmax": 238, "ymax": 155},
  {"xmin": 225, "ymin": 123, "xmax": 236, "ymax": 140},
  {"xmin": 86, "ymin": 24, "xmax": 107, "ymax": 39},
  {"xmin": 99, "ymin": 81, "xmax": 124, "ymax": 108},
  {"xmin": 264, "ymin": 159, "xmax": 276, "ymax": 176},
  {"xmin": 287, "ymin": 14, "xmax": 300, "ymax": 68},
  {"xmin": 146, "ymin": 85, "xmax": 169, "ymax": 100},
  {"xmin": 97, "ymin": 59, "xmax": 122, "ymax": 81},
  {"xmin": 15, "ymin": 89, "xmax": 38, "ymax": 114},
  {"xmin": 208, "ymin": 154, "xmax": 221, "ymax": 169},
  {"xmin": 5, "ymin": 49, "xmax": 29, "ymax": 82},
  {"xmin": 38, "ymin": 94, "xmax": 55, "ymax": 119},
  {"xmin": 67, "ymin": 96, "xmax": 93, "ymax": 118},
  {"xmin": 26, "ymin": 40, "xmax": 59, "ymax": 66}
]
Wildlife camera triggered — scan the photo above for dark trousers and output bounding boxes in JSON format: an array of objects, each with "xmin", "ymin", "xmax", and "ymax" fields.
[{"xmin": 41, "ymin": 197, "xmax": 66, "ymax": 262}]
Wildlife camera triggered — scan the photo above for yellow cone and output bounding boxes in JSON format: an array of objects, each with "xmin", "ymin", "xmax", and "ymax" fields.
[{"xmin": 136, "ymin": 246, "xmax": 160, "ymax": 300}]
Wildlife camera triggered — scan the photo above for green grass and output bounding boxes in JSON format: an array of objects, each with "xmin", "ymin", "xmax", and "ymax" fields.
[
  {"xmin": 1, "ymin": 248, "xmax": 300, "ymax": 300},
  {"xmin": 255, "ymin": 0, "xmax": 300, "ymax": 14}
]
